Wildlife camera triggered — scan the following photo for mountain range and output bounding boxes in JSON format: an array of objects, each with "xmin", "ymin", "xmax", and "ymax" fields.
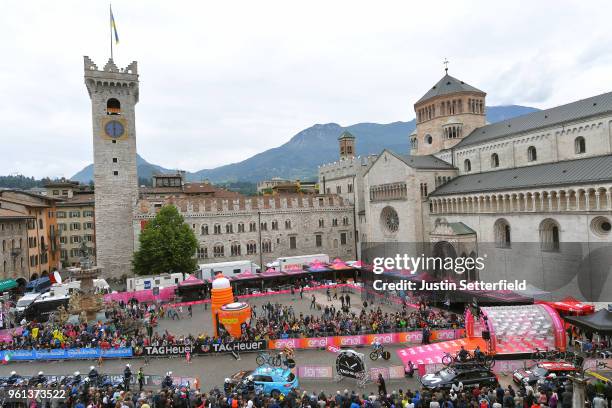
[{"xmin": 71, "ymin": 105, "xmax": 538, "ymax": 184}]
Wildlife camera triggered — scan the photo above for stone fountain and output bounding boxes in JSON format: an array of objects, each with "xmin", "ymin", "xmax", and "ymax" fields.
[{"xmin": 68, "ymin": 242, "xmax": 104, "ymax": 322}]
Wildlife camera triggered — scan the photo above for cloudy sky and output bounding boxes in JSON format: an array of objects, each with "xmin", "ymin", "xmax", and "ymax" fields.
[{"xmin": 2, "ymin": 1, "xmax": 612, "ymax": 178}]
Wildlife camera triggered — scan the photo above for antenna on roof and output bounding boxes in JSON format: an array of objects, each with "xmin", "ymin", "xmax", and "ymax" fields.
[{"xmin": 443, "ymin": 58, "xmax": 449, "ymax": 74}]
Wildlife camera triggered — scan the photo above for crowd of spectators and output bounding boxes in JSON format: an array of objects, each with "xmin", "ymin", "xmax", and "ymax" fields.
[{"xmin": 1, "ymin": 289, "xmax": 462, "ymax": 351}]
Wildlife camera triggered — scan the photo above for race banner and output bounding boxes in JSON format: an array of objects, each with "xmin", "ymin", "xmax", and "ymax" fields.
[
  {"xmin": 139, "ymin": 344, "xmax": 195, "ymax": 357},
  {"xmin": 196, "ymin": 340, "xmax": 267, "ymax": 354},
  {"xmin": 0, "ymin": 347, "xmax": 133, "ymax": 361}
]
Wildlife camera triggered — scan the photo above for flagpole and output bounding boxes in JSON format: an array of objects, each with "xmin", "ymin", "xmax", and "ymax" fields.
[{"xmin": 109, "ymin": 4, "xmax": 114, "ymax": 60}]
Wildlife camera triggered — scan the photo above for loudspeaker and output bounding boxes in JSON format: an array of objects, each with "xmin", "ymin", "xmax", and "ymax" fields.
[{"xmin": 482, "ymin": 330, "xmax": 490, "ymax": 340}]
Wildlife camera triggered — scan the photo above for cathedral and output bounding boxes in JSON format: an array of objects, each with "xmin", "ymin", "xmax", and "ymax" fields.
[{"xmin": 320, "ymin": 70, "xmax": 612, "ymax": 302}]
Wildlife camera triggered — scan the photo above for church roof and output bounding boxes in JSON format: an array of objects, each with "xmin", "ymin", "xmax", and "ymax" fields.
[
  {"xmin": 416, "ymin": 73, "xmax": 484, "ymax": 104},
  {"xmin": 397, "ymin": 153, "xmax": 456, "ymax": 170},
  {"xmin": 338, "ymin": 131, "xmax": 355, "ymax": 140},
  {"xmin": 456, "ymin": 91, "xmax": 612, "ymax": 148},
  {"xmin": 430, "ymin": 154, "xmax": 612, "ymax": 196}
]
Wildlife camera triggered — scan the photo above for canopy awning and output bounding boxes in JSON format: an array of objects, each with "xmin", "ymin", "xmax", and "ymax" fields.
[
  {"xmin": 178, "ymin": 275, "xmax": 205, "ymax": 287},
  {"xmin": 563, "ymin": 309, "xmax": 612, "ymax": 335},
  {"xmin": 539, "ymin": 297, "xmax": 595, "ymax": 314},
  {"xmin": 0, "ymin": 279, "xmax": 18, "ymax": 292},
  {"xmin": 307, "ymin": 262, "xmax": 332, "ymax": 273},
  {"xmin": 260, "ymin": 269, "xmax": 284, "ymax": 278},
  {"xmin": 232, "ymin": 272, "xmax": 261, "ymax": 281}
]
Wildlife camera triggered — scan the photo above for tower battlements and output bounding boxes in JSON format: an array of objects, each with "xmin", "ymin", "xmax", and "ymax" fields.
[{"xmin": 84, "ymin": 57, "xmax": 139, "ymax": 101}]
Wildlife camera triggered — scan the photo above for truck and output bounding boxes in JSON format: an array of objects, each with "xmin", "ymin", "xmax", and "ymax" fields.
[
  {"xmin": 197, "ymin": 261, "xmax": 261, "ymax": 280},
  {"xmin": 271, "ymin": 254, "xmax": 330, "ymax": 272},
  {"xmin": 126, "ymin": 272, "xmax": 185, "ymax": 292}
]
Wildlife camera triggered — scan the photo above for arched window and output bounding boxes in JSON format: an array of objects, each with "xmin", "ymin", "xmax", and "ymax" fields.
[
  {"xmin": 494, "ymin": 218, "xmax": 511, "ymax": 248},
  {"xmin": 214, "ymin": 224, "xmax": 221, "ymax": 234},
  {"xmin": 197, "ymin": 247, "xmax": 208, "ymax": 259},
  {"xmin": 285, "ymin": 220, "xmax": 292, "ymax": 230},
  {"xmin": 213, "ymin": 243, "xmax": 224, "ymax": 257},
  {"xmin": 225, "ymin": 223, "xmax": 233, "ymax": 234},
  {"xmin": 491, "ymin": 153, "xmax": 500, "ymax": 168},
  {"xmin": 271, "ymin": 220, "xmax": 278, "ymax": 231},
  {"xmin": 540, "ymin": 218, "xmax": 560, "ymax": 251},
  {"xmin": 464, "ymin": 159, "xmax": 472, "ymax": 172},
  {"xmin": 261, "ymin": 239, "xmax": 272, "ymax": 253},
  {"xmin": 237, "ymin": 222, "xmax": 244, "ymax": 233},
  {"xmin": 527, "ymin": 146, "xmax": 537, "ymax": 162},
  {"xmin": 318, "ymin": 219, "xmax": 324, "ymax": 228},
  {"xmin": 249, "ymin": 222, "xmax": 257, "ymax": 232},
  {"xmin": 230, "ymin": 242, "xmax": 241, "ymax": 256},
  {"xmin": 425, "ymin": 135, "xmax": 433, "ymax": 144},
  {"xmin": 106, "ymin": 98, "xmax": 121, "ymax": 115},
  {"xmin": 201, "ymin": 225, "xmax": 208, "ymax": 235},
  {"xmin": 575, "ymin": 137, "xmax": 586, "ymax": 154},
  {"xmin": 246, "ymin": 241, "xmax": 257, "ymax": 255}
]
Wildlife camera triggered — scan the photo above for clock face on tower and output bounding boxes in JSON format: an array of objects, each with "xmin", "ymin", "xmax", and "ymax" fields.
[{"xmin": 104, "ymin": 120, "xmax": 125, "ymax": 138}]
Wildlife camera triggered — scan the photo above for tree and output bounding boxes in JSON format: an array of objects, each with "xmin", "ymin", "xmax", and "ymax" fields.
[{"xmin": 133, "ymin": 205, "xmax": 198, "ymax": 276}]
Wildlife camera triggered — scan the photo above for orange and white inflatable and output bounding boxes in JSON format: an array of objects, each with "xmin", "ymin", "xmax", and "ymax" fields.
[{"xmin": 211, "ymin": 274, "xmax": 251, "ymax": 337}]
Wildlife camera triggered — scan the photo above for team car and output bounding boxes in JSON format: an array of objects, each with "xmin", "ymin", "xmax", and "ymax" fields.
[
  {"xmin": 230, "ymin": 366, "xmax": 298, "ymax": 397},
  {"xmin": 420, "ymin": 367, "xmax": 498, "ymax": 390},
  {"xmin": 512, "ymin": 361, "xmax": 578, "ymax": 386}
]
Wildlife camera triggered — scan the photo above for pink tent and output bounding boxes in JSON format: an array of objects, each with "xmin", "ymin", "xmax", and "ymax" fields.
[
  {"xmin": 330, "ymin": 259, "xmax": 352, "ymax": 270},
  {"xmin": 232, "ymin": 271, "xmax": 261, "ymax": 281},
  {"xmin": 260, "ymin": 268, "xmax": 285, "ymax": 278},
  {"xmin": 178, "ymin": 275, "xmax": 206, "ymax": 286},
  {"xmin": 351, "ymin": 260, "xmax": 365, "ymax": 268}
]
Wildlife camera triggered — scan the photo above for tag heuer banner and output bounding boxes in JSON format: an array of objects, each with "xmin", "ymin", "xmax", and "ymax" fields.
[{"xmin": 139, "ymin": 341, "xmax": 267, "ymax": 356}]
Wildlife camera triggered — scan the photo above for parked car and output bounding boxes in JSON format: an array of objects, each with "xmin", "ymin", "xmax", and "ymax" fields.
[{"xmin": 513, "ymin": 361, "xmax": 578, "ymax": 385}]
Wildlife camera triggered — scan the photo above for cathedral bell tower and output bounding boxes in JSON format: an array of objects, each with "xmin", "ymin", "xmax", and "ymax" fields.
[
  {"xmin": 411, "ymin": 69, "xmax": 486, "ymax": 156},
  {"xmin": 84, "ymin": 56, "xmax": 139, "ymax": 278}
]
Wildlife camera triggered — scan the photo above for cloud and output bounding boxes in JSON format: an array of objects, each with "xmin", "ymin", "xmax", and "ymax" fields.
[{"xmin": 1, "ymin": 0, "xmax": 612, "ymax": 178}]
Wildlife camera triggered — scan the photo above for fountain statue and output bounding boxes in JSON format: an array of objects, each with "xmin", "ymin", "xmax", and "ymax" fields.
[{"xmin": 68, "ymin": 242, "xmax": 104, "ymax": 322}]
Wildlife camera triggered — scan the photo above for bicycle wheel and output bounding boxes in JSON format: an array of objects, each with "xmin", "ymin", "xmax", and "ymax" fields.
[
  {"xmin": 382, "ymin": 351, "xmax": 391, "ymax": 361},
  {"xmin": 370, "ymin": 351, "xmax": 379, "ymax": 361},
  {"xmin": 485, "ymin": 355, "xmax": 495, "ymax": 369},
  {"xmin": 272, "ymin": 355, "xmax": 282, "ymax": 367},
  {"xmin": 442, "ymin": 354, "xmax": 453, "ymax": 366},
  {"xmin": 256, "ymin": 354, "xmax": 266, "ymax": 366}
]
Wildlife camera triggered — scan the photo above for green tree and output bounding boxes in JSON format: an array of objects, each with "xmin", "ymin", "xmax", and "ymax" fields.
[{"xmin": 133, "ymin": 205, "xmax": 198, "ymax": 275}]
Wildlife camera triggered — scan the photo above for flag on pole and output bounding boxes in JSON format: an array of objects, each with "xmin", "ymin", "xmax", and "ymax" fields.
[{"xmin": 110, "ymin": 6, "xmax": 120, "ymax": 44}]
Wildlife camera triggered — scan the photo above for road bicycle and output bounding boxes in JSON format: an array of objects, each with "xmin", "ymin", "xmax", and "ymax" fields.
[{"xmin": 370, "ymin": 345, "xmax": 390, "ymax": 361}]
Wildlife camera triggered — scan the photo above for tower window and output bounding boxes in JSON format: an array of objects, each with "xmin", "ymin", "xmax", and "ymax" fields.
[
  {"xmin": 113, "ymin": 171, "xmax": 118, "ymax": 176},
  {"xmin": 425, "ymin": 135, "xmax": 433, "ymax": 144},
  {"xmin": 107, "ymin": 98, "xmax": 121, "ymax": 115},
  {"xmin": 112, "ymin": 157, "xmax": 118, "ymax": 163},
  {"xmin": 112, "ymin": 140, "xmax": 117, "ymax": 144}
]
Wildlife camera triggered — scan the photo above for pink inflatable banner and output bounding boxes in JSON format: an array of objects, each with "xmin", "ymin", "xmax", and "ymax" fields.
[{"xmin": 0, "ymin": 328, "xmax": 21, "ymax": 343}]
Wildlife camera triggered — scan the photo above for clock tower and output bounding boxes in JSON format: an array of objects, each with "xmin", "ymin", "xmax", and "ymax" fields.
[{"xmin": 84, "ymin": 56, "xmax": 139, "ymax": 278}]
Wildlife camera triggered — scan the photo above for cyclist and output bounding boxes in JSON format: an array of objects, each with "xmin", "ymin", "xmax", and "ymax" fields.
[
  {"xmin": 473, "ymin": 345, "xmax": 484, "ymax": 361},
  {"xmin": 458, "ymin": 346, "xmax": 469, "ymax": 362},
  {"xmin": 372, "ymin": 339, "xmax": 383, "ymax": 355},
  {"xmin": 33, "ymin": 371, "xmax": 46, "ymax": 385},
  {"xmin": 163, "ymin": 371, "xmax": 174, "ymax": 389},
  {"xmin": 7, "ymin": 371, "xmax": 19, "ymax": 385},
  {"xmin": 88, "ymin": 365, "xmax": 100, "ymax": 384},
  {"xmin": 224, "ymin": 378, "xmax": 233, "ymax": 394}
]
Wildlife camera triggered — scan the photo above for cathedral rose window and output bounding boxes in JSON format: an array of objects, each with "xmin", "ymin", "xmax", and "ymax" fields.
[{"xmin": 381, "ymin": 206, "xmax": 399, "ymax": 233}]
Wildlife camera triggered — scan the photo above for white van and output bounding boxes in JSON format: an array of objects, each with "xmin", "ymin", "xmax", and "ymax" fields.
[
  {"xmin": 126, "ymin": 272, "xmax": 184, "ymax": 291},
  {"xmin": 14, "ymin": 292, "xmax": 42, "ymax": 314},
  {"xmin": 197, "ymin": 261, "xmax": 260, "ymax": 280},
  {"xmin": 274, "ymin": 254, "xmax": 330, "ymax": 272}
]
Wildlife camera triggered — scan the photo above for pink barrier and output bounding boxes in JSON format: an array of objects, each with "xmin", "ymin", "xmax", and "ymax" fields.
[
  {"xmin": 297, "ymin": 365, "xmax": 333, "ymax": 379},
  {"xmin": 268, "ymin": 329, "xmax": 464, "ymax": 350},
  {"xmin": 104, "ymin": 286, "xmax": 176, "ymax": 303}
]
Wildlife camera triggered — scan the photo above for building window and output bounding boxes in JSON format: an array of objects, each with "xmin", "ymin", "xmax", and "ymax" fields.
[
  {"xmin": 494, "ymin": 218, "xmax": 511, "ymax": 248},
  {"xmin": 315, "ymin": 234, "xmax": 322, "ymax": 247},
  {"xmin": 285, "ymin": 220, "xmax": 291, "ymax": 230},
  {"xmin": 113, "ymin": 171, "xmax": 119, "ymax": 176},
  {"xmin": 237, "ymin": 223, "xmax": 245, "ymax": 233},
  {"xmin": 260, "ymin": 222, "xmax": 267, "ymax": 231},
  {"xmin": 425, "ymin": 134, "xmax": 433, "ymax": 144},
  {"xmin": 318, "ymin": 219, "xmax": 324, "ymax": 228},
  {"xmin": 380, "ymin": 206, "xmax": 399, "ymax": 233},
  {"xmin": 57, "ymin": 211, "xmax": 66, "ymax": 218},
  {"xmin": 246, "ymin": 241, "xmax": 257, "ymax": 254},
  {"xmin": 271, "ymin": 220, "xmax": 278, "ymax": 231},
  {"xmin": 348, "ymin": 184, "xmax": 353, "ymax": 193},
  {"xmin": 262, "ymin": 239, "xmax": 272, "ymax": 253},
  {"xmin": 464, "ymin": 159, "xmax": 471, "ymax": 172},
  {"xmin": 249, "ymin": 222, "xmax": 257, "ymax": 232},
  {"xmin": 420, "ymin": 183, "xmax": 428, "ymax": 197},
  {"xmin": 332, "ymin": 218, "xmax": 338, "ymax": 227},
  {"xmin": 197, "ymin": 247, "xmax": 208, "ymax": 259},
  {"xmin": 340, "ymin": 232, "xmax": 347, "ymax": 245},
  {"xmin": 342, "ymin": 217, "xmax": 349, "ymax": 226},
  {"xmin": 213, "ymin": 243, "xmax": 224, "ymax": 257},
  {"xmin": 201, "ymin": 225, "xmax": 209, "ymax": 235},
  {"xmin": 214, "ymin": 224, "xmax": 221, "ymax": 234},
  {"xmin": 527, "ymin": 146, "xmax": 537, "ymax": 162},
  {"xmin": 112, "ymin": 157, "xmax": 118, "ymax": 163},
  {"xmin": 591, "ymin": 216, "xmax": 611, "ymax": 237},
  {"xmin": 575, "ymin": 137, "xmax": 586, "ymax": 154},
  {"xmin": 491, "ymin": 153, "xmax": 500, "ymax": 168},
  {"xmin": 540, "ymin": 218, "xmax": 560, "ymax": 251},
  {"xmin": 336, "ymin": 186, "xmax": 342, "ymax": 194},
  {"xmin": 289, "ymin": 236, "xmax": 297, "ymax": 249},
  {"xmin": 106, "ymin": 98, "xmax": 121, "ymax": 115},
  {"xmin": 230, "ymin": 242, "xmax": 241, "ymax": 256},
  {"xmin": 226, "ymin": 223, "xmax": 233, "ymax": 234}
]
